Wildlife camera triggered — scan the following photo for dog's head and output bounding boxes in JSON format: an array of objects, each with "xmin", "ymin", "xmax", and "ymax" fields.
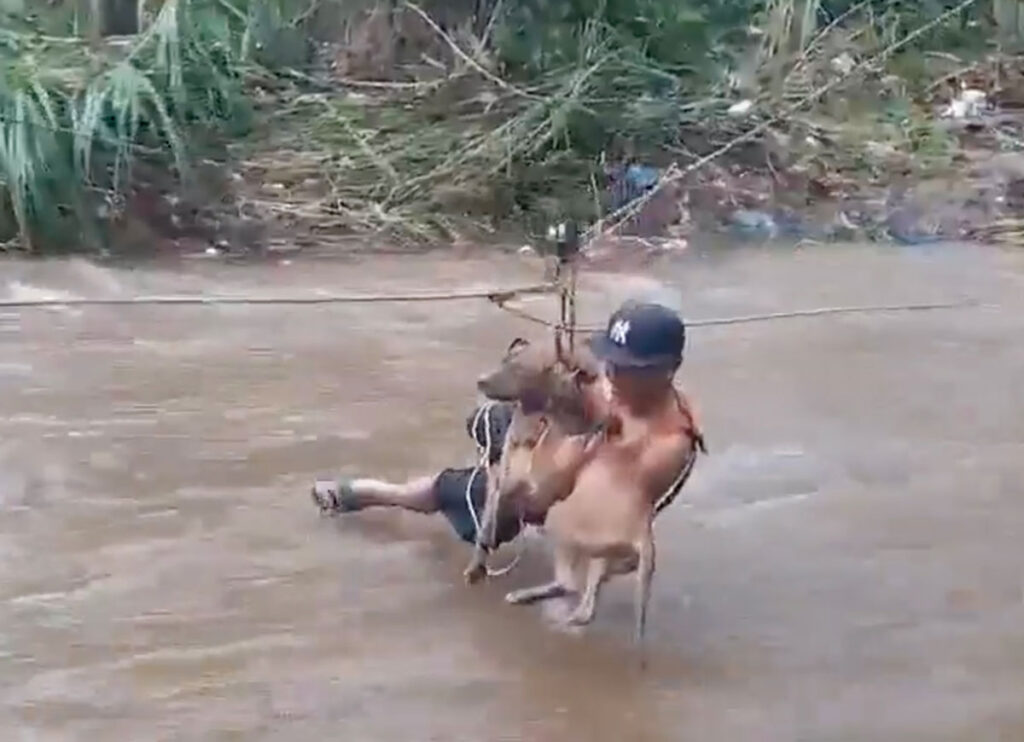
[
  {"xmin": 477, "ymin": 337, "xmax": 597, "ymax": 433},
  {"xmin": 477, "ymin": 337, "xmax": 555, "ymax": 407}
]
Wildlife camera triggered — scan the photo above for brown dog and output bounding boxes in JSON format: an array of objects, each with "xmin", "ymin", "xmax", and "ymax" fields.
[
  {"xmin": 462, "ymin": 337, "xmax": 596, "ymax": 583},
  {"xmin": 467, "ymin": 335, "xmax": 705, "ymax": 647}
]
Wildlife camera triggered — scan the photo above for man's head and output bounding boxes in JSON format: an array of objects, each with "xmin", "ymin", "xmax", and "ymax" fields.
[{"xmin": 588, "ymin": 301, "xmax": 686, "ymax": 396}]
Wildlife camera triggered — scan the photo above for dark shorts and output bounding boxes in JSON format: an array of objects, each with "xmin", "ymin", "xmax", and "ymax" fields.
[{"xmin": 434, "ymin": 466, "xmax": 522, "ymax": 546}]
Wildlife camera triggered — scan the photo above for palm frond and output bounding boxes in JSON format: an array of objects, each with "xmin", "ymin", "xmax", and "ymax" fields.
[{"xmin": 0, "ymin": 0, "xmax": 255, "ymax": 251}]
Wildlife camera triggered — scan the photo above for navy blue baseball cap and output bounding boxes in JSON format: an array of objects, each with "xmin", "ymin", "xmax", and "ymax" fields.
[{"xmin": 588, "ymin": 301, "xmax": 685, "ymax": 369}]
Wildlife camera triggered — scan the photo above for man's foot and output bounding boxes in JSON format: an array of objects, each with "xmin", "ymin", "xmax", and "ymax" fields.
[{"xmin": 310, "ymin": 479, "xmax": 361, "ymax": 514}]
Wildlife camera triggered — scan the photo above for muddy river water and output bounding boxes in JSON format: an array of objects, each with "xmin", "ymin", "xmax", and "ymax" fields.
[{"xmin": 0, "ymin": 243, "xmax": 1022, "ymax": 741}]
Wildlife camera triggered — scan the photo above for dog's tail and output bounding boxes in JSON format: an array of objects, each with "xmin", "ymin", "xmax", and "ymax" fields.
[{"xmin": 634, "ymin": 524, "xmax": 656, "ymax": 660}]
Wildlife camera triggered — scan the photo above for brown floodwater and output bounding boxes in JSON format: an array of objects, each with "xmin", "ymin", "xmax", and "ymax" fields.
[{"xmin": 1, "ymin": 242, "xmax": 1022, "ymax": 741}]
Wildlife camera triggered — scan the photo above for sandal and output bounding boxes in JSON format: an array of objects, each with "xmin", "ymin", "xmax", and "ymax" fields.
[{"xmin": 310, "ymin": 479, "xmax": 361, "ymax": 514}]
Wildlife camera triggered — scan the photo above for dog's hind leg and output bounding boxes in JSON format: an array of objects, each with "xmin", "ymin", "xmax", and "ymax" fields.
[
  {"xmin": 565, "ymin": 557, "xmax": 608, "ymax": 626},
  {"xmin": 505, "ymin": 543, "xmax": 579, "ymax": 605}
]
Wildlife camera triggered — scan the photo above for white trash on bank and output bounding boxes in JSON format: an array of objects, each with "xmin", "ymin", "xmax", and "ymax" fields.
[
  {"xmin": 941, "ymin": 88, "xmax": 988, "ymax": 119},
  {"xmin": 830, "ymin": 52, "xmax": 856, "ymax": 76},
  {"xmin": 727, "ymin": 99, "xmax": 754, "ymax": 117}
]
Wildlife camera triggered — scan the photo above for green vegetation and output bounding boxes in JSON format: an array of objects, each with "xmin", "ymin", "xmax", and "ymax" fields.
[{"xmin": 0, "ymin": 0, "xmax": 1018, "ymax": 252}]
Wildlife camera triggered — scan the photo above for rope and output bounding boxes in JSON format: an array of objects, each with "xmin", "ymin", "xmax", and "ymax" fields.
[
  {"xmin": 465, "ymin": 403, "xmax": 493, "ymax": 540},
  {"xmin": 493, "ymin": 299, "xmax": 980, "ymax": 333},
  {"xmin": 0, "ymin": 280, "xmax": 981, "ymax": 331},
  {"xmin": 654, "ymin": 448, "xmax": 699, "ymax": 515},
  {"xmin": 567, "ymin": 254, "xmax": 579, "ymax": 353},
  {"xmin": 0, "ymin": 282, "xmax": 557, "ymax": 309},
  {"xmin": 653, "ymin": 389, "xmax": 706, "ymax": 515},
  {"xmin": 465, "ymin": 402, "xmax": 524, "ymax": 578}
]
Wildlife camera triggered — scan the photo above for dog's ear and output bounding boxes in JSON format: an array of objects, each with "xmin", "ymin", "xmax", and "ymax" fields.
[{"xmin": 506, "ymin": 337, "xmax": 530, "ymax": 355}]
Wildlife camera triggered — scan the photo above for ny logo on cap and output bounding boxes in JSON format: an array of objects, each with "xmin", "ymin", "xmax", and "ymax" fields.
[{"xmin": 609, "ymin": 318, "xmax": 630, "ymax": 345}]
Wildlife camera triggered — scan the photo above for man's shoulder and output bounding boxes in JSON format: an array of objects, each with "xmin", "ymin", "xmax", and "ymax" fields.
[{"xmin": 656, "ymin": 386, "xmax": 706, "ymax": 450}]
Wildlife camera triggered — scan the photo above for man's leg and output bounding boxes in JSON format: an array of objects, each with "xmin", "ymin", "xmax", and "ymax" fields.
[
  {"xmin": 312, "ymin": 467, "xmax": 495, "ymax": 547},
  {"xmin": 311, "ymin": 475, "xmax": 439, "ymax": 514}
]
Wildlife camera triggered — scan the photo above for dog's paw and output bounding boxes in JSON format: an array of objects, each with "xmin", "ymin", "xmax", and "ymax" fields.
[
  {"xmin": 501, "ymin": 589, "xmax": 528, "ymax": 605},
  {"xmin": 563, "ymin": 609, "xmax": 596, "ymax": 627},
  {"xmin": 505, "ymin": 582, "xmax": 569, "ymax": 605}
]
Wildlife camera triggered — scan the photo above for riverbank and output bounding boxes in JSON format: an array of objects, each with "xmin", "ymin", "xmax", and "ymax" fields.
[
  {"xmin": 100, "ymin": 50, "xmax": 1024, "ymax": 259},
  {"xmin": 6, "ymin": 2, "xmax": 1024, "ymax": 257}
]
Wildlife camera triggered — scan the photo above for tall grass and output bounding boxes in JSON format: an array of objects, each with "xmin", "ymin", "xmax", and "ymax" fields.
[
  {"xmin": 0, "ymin": 0, "xmax": 274, "ymax": 251},
  {"xmin": 277, "ymin": 0, "xmax": 1005, "ymax": 240},
  {"xmin": 0, "ymin": 0, "xmax": 1013, "ymax": 251}
]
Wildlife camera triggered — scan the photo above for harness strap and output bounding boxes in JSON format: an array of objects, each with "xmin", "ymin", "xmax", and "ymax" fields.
[
  {"xmin": 654, "ymin": 447, "xmax": 699, "ymax": 515},
  {"xmin": 652, "ymin": 388, "xmax": 707, "ymax": 515}
]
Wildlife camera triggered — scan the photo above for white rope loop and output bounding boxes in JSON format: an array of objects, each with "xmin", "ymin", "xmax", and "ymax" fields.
[{"xmin": 466, "ymin": 401, "xmax": 524, "ymax": 578}]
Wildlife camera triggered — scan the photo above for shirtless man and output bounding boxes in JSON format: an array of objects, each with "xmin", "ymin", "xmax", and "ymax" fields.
[
  {"xmin": 498, "ymin": 300, "xmax": 704, "ymax": 640},
  {"xmin": 308, "ymin": 301, "xmax": 701, "ymax": 573}
]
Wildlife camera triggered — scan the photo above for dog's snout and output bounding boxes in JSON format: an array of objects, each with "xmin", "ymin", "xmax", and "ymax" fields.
[
  {"xmin": 477, "ymin": 370, "xmax": 509, "ymax": 399},
  {"xmin": 477, "ymin": 368, "xmax": 522, "ymax": 402}
]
